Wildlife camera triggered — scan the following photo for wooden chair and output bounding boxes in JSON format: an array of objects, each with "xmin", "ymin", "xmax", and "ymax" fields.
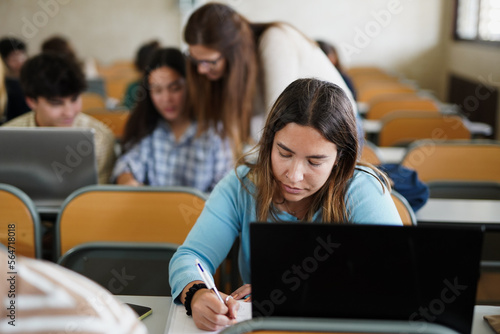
[
  {"xmin": 81, "ymin": 92, "xmax": 106, "ymax": 111},
  {"xmin": 55, "ymin": 185, "xmax": 207, "ymax": 258},
  {"xmin": 378, "ymin": 113, "xmax": 470, "ymax": 147},
  {"xmin": 58, "ymin": 241, "xmax": 178, "ymax": 296},
  {"xmin": 85, "ymin": 108, "xmax": 130, "ymax": 139},
  {"xmin": 359, "ymin": 141, "xmax": 382, "ymax": 165},
  {"xmin": 401, "ymin": 140, "xmax": 500, "ymax": 183},
  {"xmin": 391, "ymin": 190, "xmax": 417, "ymax": 226},
  {"xmin": 366, "ymin": 97, "xmax": 439, "ymax": 120},
  {"xmin": 357, "ymin": 83, "xmax": 416, "ymax": 103},
  {"xmin": 0, "ymin": 183, "xmax": 42, "ymax": 258}
]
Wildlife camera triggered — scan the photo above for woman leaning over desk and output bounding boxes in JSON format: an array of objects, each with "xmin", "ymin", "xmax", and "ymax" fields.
[
  {"xmin": 183, "ymin": 2, "xmax": 359, "ymax": 156},
  {"xmin": 169, "ymin": 78, "xmax": 402, "ymax": 331}
]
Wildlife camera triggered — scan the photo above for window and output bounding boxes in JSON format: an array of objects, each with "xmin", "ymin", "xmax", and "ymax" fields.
[{"xmin": 455, "ymin": 0, "xmax": 500, "ymax": 43}]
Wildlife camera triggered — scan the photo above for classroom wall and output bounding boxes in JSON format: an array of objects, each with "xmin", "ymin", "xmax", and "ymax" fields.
[
  {"xmin": 0, "ymin": 0, "xmax": 181, "ymax": 65},
  {"xmin": 440, "ymin": 1, "xmax": 500, "ymax": 140},
  {"xmin": 0, "ymin": 0, "xmax": 448, "ymax": 97}
]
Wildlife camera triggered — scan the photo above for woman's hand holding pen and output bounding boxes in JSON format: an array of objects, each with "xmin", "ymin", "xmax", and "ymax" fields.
[
  {"xmin": 191, "ymin": 289, "xmax": 239, "ymax": 331},
  {"xmin": 230, "ymin": 284, "xmax": 252, "ymax": 302}
]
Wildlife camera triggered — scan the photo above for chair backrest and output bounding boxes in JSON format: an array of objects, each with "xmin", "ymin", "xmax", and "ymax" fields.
[
  {"xmin": 378, "ymin": 113, "xmax": 470, "ymax": 147},
  {"xmin": 427, "ymin": 181, "xmax": 500, "ymax": 200},
  {"xmin": 357, "ymin": 84, "xmax": 416, "ymax": 103},
  {"xmin": 55, "ymin": 185, "xmax": 207, "ymax": 258},
  {"xmin": 359, "ymin": 141, "xmax": 382, "ymax": 165},
  {"xmin": 81, "ymin": 92, "xmax": 106, "ymax": 111},
  {"xmin": 401, "ymin": 140, "xmax": 500, "ymax": 183},
  {"xmin": 85, "ymin": 109, "xmax": 130, "ymax": 139},
  {"xmin": 367, "ymin": 98, "xmax": 439, "ymax": 120},
  {"xmin": 391, "ymin": 190, "xmax": 417, "ymax": 226},
  {"xmin": 58, "ymin": 241, "xmax": 178, "ymax": 296},
  {"xmin": 0, "ymin": 183, "xmax": 42, "ymax": 258}
]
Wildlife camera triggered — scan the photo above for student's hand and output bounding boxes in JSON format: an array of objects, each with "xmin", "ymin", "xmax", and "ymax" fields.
[
  {"xmin": 191, "ymin": 289, "xmax": 237, "ymax": 331},
  {"xmin": 230, "ymin": 284, "xmax": 252, "ymax": 302},
  {"xmin": 116, "ymin": 172, "xmax": 141, "ymax": 186}
]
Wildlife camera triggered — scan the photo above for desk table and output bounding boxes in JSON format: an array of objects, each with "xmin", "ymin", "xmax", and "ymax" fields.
[
  {"xmin": 116, "ymin": 296, "xmax": 500, "ymax": 334},
  {"xmin": 377, "ymin": 147, "xmax": 406, "ymax": 164},
  {"xmin": 417, "ymin": 198, "xmax": 500, "ymax": 227},
  {"xmin": 362, "ymin": 119, "xmax": 492, "ymax": 137},
  {"xmin": 473, "ymin": 305, "xmax": 500, "ymax": 334},
  {"xmin": 117, "ymin": 295, "xmax": 171, "ymax": 334}
]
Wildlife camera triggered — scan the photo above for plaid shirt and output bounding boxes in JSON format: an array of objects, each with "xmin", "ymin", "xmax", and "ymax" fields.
[{"xmin": 112, "ymin": 120, "xmax": 233, "ymax": 192}]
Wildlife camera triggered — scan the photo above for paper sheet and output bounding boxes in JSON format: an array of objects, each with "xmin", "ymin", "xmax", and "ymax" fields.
[{"xmin": 166, "ymin": 300, "xmax": 252, "ymax": 334}]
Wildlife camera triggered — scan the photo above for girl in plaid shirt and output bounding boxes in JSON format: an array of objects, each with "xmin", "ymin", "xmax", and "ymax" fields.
[{"xmin": 112, "ymin": 48, "xmax": 233, "ymax": 192}]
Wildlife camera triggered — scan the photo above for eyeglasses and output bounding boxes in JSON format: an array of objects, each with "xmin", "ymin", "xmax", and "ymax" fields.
[{"xmin": 184, "ymin": 51, "xmax": 223, "ymax": 70}]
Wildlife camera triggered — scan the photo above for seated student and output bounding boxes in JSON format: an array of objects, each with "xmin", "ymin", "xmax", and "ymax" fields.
[
  {"xmin": 316, "ymin": 40, "xmax": 358, "ymax": 101},
  {"xmin": 169, "ymin": 78, "xmax": 402, "ymax": 331},
  {"xmin": 0, "ymin": 37, "xmax": 30, "ymax": 121},
  {"xmin": 111, "ymin": 48, "xmax": 233, "ymax": 192},
  {"xmin": 0, "ymin": 248, "xmax": 147, "ymax": 334},
  {"xmin": 2, "ymin": 52, "xmax": 115, "ymax": 184},
  {"xmin": 122, "ymin": 40, "xmax": 160, "ymax": 110}
]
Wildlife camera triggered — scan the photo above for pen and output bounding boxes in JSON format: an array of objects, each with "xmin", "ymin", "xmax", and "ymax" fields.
[{"xmin": 195, "ymin": 259, "xmax": 225, "ymax": 305}]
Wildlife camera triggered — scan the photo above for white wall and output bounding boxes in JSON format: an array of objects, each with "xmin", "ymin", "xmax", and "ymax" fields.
[
  {"xmin": 1, "ymin": 0, "xmax": 447, "ymax": 96},
  {"xmin": 0, "ymin": 0, "xmax": 182, "ymax": 65}
]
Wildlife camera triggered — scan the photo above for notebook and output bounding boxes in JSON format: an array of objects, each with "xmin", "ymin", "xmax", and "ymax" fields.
[
  {"xmin": 250, "ymin": 223, "xmax": 483, "ymax": 334},
  {"xmin": 0, "ymin": 127, "xmax": 98, "ymax": 213}
]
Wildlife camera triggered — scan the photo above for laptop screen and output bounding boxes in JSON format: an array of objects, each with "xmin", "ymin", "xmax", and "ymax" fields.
[
  {"xmin": 250, "ymin": 223, "xmax": 483, "ymax": 334},
  {"xmin": 0, "ymin": 127, "xmax": 98, "ymax": 212}
]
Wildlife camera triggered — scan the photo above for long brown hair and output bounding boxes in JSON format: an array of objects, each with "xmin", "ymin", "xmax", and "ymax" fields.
[
  {"xmin": 241, "ymin": 78, "xmax": 389, "ymax": 223},
  {"xmin": 184, "ymin": 3, "xmax": 264, "ymax": 156},
  {"xmin": 122, "ymin": 48, "xmax": 189, "ymax": 152}
]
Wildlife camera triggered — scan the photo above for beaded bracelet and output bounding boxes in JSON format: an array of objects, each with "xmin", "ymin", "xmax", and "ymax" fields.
[{"xmin": 184, "ymin": 283, "xmax": 207, "ymax": 316}]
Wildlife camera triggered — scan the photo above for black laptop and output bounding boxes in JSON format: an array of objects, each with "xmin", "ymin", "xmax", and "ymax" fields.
[{"xmin": 250, "ymin": 223, "xmax": 483, "ymax": 334}]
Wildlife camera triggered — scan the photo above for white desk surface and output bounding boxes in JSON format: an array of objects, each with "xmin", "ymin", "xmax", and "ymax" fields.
[
  {"xmin": 417, "ymin": 198, "xmax": 500, "ymax": 224},
  {"xmin": 116, "ymin": 296, "xmax": 500, "ymax": 334},
  {"xmin": 362, "ymin": 119, "xmax": 492, "ymax": 136},
  {"xmin": 117, "ymin": 295, "xmax": 172, "ymax": 334},
  {"xmin": 377, "ymin": 147, "xmax": 407, "ymax": 164},
  {"xmin": 473, "ymin": 305, "xmax": 500, "ymax": 334}
]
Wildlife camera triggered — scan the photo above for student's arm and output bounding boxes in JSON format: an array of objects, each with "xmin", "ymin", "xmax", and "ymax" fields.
[
  {"xmin": 96, "ymin": 126, "xmax": 117, "ymax": 184},
  {"xmin": 116, "ymin": 172, "xmax": 141, "ymax": 186},
  {"xmin": 347, "ymin": 167, "xmax": 403, "ymax": 225},
  {"xmin": 169, "ymin": 168, "xmax": 247, "ymax": 329},
  {"xmin": 110, "ymin": 141, "xmax": 147, "ymax": 185}
]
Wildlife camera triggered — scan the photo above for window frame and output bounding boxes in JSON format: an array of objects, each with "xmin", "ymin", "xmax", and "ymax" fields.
[{"xmin": 453, "ymin": 0, "xmax": 500, "ymax": 46}]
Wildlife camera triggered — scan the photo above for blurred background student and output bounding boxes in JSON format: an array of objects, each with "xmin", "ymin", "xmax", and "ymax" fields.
[
  {"xmin": 2, "ymin": 52, "xmax": 115, "ymax": 184},
  {"xmin": 0, "ymin": 247, "xmax": 147, "ymax": 334},
  {"xmin": 183, "ymin": 3, "xmax": 358, "ymax": 156},
  {"xmin": 112, "ymin": 48, "xmax": 233, "ymax": 192},
  {"xmin": 0, "ymin": 37, "xmax": 30, "ymax": 122},
  {"xmin": 123, "ymin": 40, "xmax": 160, "ymax": 110},
  {"xmin": 316, "ymin": 40, "xmax": 357, "ymax": 101}
]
